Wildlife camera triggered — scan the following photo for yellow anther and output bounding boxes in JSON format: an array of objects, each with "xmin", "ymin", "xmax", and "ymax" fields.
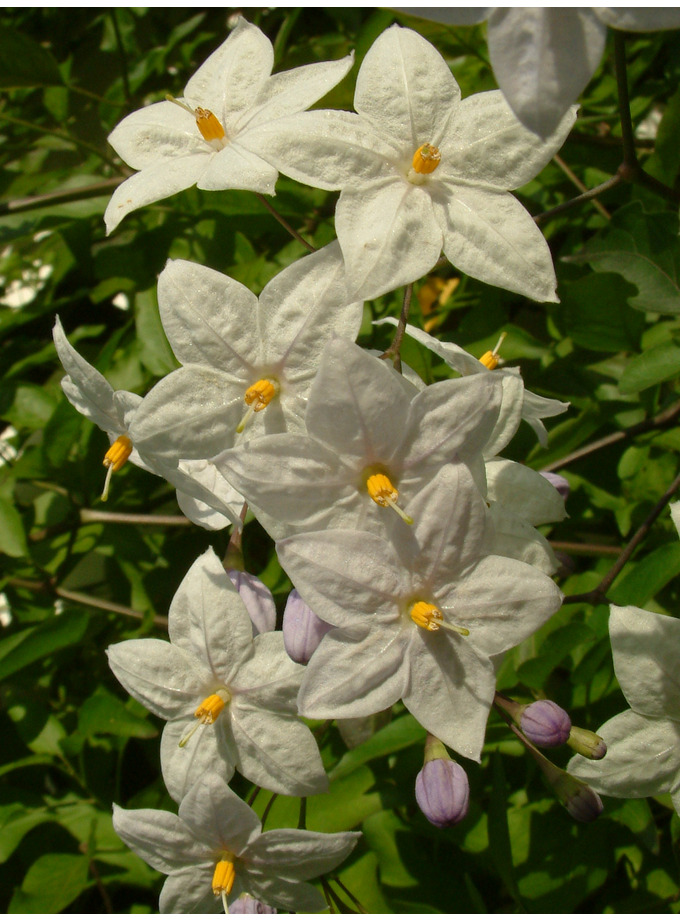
[
  {"xmin": 194, "ymin": 692, "xmax": 229, "ymax": 724},
  {"xmin": 195, "ymin": 106, "xmax": 226, "ymax": 142},
  {"xmin": 479, "ymin": 332, "xmax": 507, "ymax": 370},
  {"xmin": 101, "ymin": 435, "xmax": 133, "ymax": 502},
  {"xmin": 412, "ymin": 143, "xmax": 441, "ymax": 175},
  {"xmin": 365, "ymin": 472, "xmax": 414, "ymax": 525},
  {"xmin": 212, "ymin": 858, "xmax": 236, "ymax": 896},
  {"xmin": 409, "ymin": 601, "xmax": 469, "ymax": 636},
  {"xmin": 236, "ymin": 378, "xmax": 279, "ymax": 434}
]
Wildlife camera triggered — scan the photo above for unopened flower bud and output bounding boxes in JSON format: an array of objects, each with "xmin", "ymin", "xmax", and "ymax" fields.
[
  {"xmin": 520, "ymin": 700, "xmax": 571, "ymax": 748},
  {"xmin": 282, "ymin": 589, "xmax": 332, "ymax": 664},
  {"xmin": 415, "ymin": 736, "xmax": 469, "ymax": 828},
  {"xmin": 567, "ymin": 725, "xmax": 607, "ymax": 760},
  {"xmin": 539, "ymin": 470, "xmax": 570, "ymax": 501},
  {"xmin": 553, "ymin": 772, "xmax": 603, "ymax": 823},
  {"xmin": 227, "ymin": 570, "xmax": 276, "ymax": 635},
  {"xmin": 230, "ymin": 896, "xmax": 277, "ymax": 913}
]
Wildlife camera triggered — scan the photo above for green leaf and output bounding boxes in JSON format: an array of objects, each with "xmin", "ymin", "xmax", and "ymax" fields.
[
  {"xmin": 488, "ymin": 754, "xmax": 524, "ymax": 909},
  {"xmin": 78, "ymin": 686, "xmax": 158, "ymax": 739},
  {"xmin": 560, "ymin": 273, "xmax": 644, "ymax": 353},
  {"xmin": 9, "ymin": 853, "xmax": 90, "ymax": 912},
  {"xmin": 0, "ymin": 610, "xmax": 89, "ymax": 681},
  {"xmin": 569, "ymin": 202, "xmax": 680, "ymax": 314},
  {"xmin": 134, "ymin": 288, "xmax": 178, "ymax": 376},
  {"xmin": 0, "ymin": 497, "xmax": 28, "ymax": 558},
  {"xmin": 0, "ymin": 28, "xmax": 63, "ymax": 87},
  {"xmin": 619, "ymin": 338, "xmax": 680, "ymax": 393},
  {"xmin": 329, "ymin": 714, "xmax": 426, "ymax": 781},
  {"xmin": 609, "ymin": 542, "xmax": 680, "ymax": 607}
]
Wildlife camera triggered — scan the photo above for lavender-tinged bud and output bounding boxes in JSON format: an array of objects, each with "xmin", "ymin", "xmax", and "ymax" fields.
[
  {"xmin": 567, "ymin": 725, "xmax": 607, "ymax": 760},
  {"xmin": 553, "ymin": 772, "xmax": 604, "ymax": 823},
  {"xmin": 230, "ymin": 896, "xmax": 277, "ymax": 913},
  {"xmin": 520, "ymin": 700, "xmax": 572, "ymax": 748},
  {"xmin": 227, "ymin": 570, "xmax": 276, "ymax": 635},
  {"xmin": 415, "ymin": 736, "xmax": 470, "ymax": 828},
  {"xmin": 540, "ymin": 470, "xmax": 570, "ymax": 501},
  {"xmin": 282, "ymin": 589, "xmax": 333, "ymax": 664}
]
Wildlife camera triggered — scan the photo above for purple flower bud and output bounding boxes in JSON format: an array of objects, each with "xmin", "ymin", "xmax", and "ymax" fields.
[
  {"xmin": 282, "ymin": 589, "xmax": 333, "ymax": 664},
  {"xmin": 539, "ymin": 470, "xmax": 570, "ymax": 501},
  {"xmin": 555, "ymin": 773, "xmax": 604, "ymax": 823},
  {"xmin": 229, "ymin": 896, "xmax": 277, "ymax": 913},
  {"xmin": 415, "ymin": 759, "xmax": 470, "ymax": 828},
  {"xmin": 520, "ymin": 700, "xmax": 571, "ymax": 747},
  {"xmin": 227, "ymin": 570, "xmax": 276, "ymax": 635},
  {"xmin": 567, "ymin": 726, "xmax": 607, "ymax": 760}
]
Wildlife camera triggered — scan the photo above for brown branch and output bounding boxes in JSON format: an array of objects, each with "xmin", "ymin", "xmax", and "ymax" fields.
[
  {"xmin": 553, "ymin": 154, "xmax": 612, "ymax": 220},
  {"xmin": 255, "ymin": 193, "xmax": 316, "ymax": 252},
  {"xmin": 79, "ymin": 509, "xmax": 192, "ymax": 527},
  {"xmin": 534, "ymin": 174, "xmax": 622, "ymax": 225},
  {"xmin": 379, "ymin": 282, "xmax": 414, "ymax": 372},
  {"xmin": 550, "ymin": 540, "xmax": 621, "ymax": 558},
  {"xmin": 0, "ymin": 178, "xmax": 125, "ymax": 217}
]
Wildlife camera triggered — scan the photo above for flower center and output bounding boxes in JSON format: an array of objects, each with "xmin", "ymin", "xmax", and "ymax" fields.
[
  {"xmin": 212, "ymin": 856, "xmax": 236, "ymax": 911},
  {"xmin": 478, "ymin": 332, "xmax": 507, "ymax": 371},
  {"xmin": 412, "ymin": 143, "xmax": 441, "ymax": 175},
  {"xmin": 364, "ymin": 468, "xmax": 413, "ymax": 525},
  {"xmin": 236, "ymin": 377, "xmax": 279, "ymax": 434},
  {"xmin": 101, "ymin": 435, "xmax": 133, "ymax": 502},
  {"xmin": 166, "ymin": 95, "xmax": 228, "ymax": 149},
  {"xmin": 179, "ymin": 688, "xmax": 231, "ymax": 748},
  {"xmin": 410, "ymin": 600, "xmax": 469, "ymax": 636}
]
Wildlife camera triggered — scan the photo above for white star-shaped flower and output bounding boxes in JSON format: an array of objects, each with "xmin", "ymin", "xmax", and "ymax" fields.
[
  {"xmin": 107, "ymin": 548, "xmax": 327, "ymax": 801},
  {"xmin": 398, "ymin": 8, "xmax": 680, "ymax": 137},
  {"xmin": 569, "ymin": 602, "xmax": 680, "ymax": 813},
  {"xmin": 246, "ymin": 24, "xmax": 576, "ymax": 302},
  {"xmin": 128, "ymin": 242, "xmax": 362, "ymax": 464},
  {"xmin": 277, "ymin": 464, "xmax": 563, "ymax": 761},
  {"xmin": 113, "ymin": 771, "xmax": 360, "ymax": 913},
  {"xmin": 104, "ymin": 17, "xmax": 353, "ymax": 233},
  {"xmin": 53, "ymin": 317, "xmax": 241, "ymax": 527},
  {"xmin": 217, "ymin": 338, "xmax": 503, "ymax": 541}
]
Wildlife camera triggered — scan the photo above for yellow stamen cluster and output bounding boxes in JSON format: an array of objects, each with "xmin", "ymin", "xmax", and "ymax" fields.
[
  {"xmin": 236, "ymin": 378, "xmax": 279, "ymax": 433},
  {"xmin": 194, "ymin": 692, "xmax": 229, "ymax": 724},
  {"xmin": 479, "ymin": 332, "xmax": 507, "ymax": 370},
  {"xmin": 412, "ymin": 143, "xmax": 441, "ymax": 175},
  {"xmin": 195, "ymin": 106, "xmax": 226, "ymax": 143},
  {"xmin": 365, "ymin": 472, "xmax": 413, "ymax": 525},
  {"xmin": 410, "ymin": 601, "xmax": 469, "ymax": 636},
  {"xmin": 101, "ymin": 435, "xmax": 133, "ymax": 501},
  {"xmin": 212, "ymin": 857, "xmax": 236, "ymax": 896}
]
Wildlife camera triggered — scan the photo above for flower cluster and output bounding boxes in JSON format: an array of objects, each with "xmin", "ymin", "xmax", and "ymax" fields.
[{"xmin": 51, "ymin": 14, "xmax": 637, "ymax": 913}]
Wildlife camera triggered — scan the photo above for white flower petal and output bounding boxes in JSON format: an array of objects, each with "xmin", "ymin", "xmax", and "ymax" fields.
[
  {"xmin": 486, "ymin": 458, "xmax": 566, "ymax": 525},
  {"xmin": 244, "ymin": 828, "xmax": 360, "ymax": 880},
  {"xmin": 671, "ymin": 502, "xmax": 680, "ymax": 538},
  {"xmin": 487, "ymin": 8, "xmax": 604, "ymax": 138},
  {"xmin": 354, "ymin": 24, "xmax": 461, "ymax": 149},
  {"xmin": 434, "ymin": 182, "xmax": 558, "ymax": 302},
  {"xmin": 159, "ymin": 866, "xmax": 223, "ymax": 914},
  {"xmin": 233, "ymin": 631, "xmax": 304, "ymax": 709},
  {"xmin": 197, "ymin": 141, "xmax": 279, "ymax": 194},
  {"xmin": 610, "ymin": 605, "xmax": 680, "ymax": 720},
  {"xmin": 594, "ymin": 7, "xmax": 680, "ymax": 32},
  {"xmin": 107, "ymin": 101, "xmax": 206, "ymax": 170},
  {"xmin": 486, "ymin": 504, "xmax": 558, "ymax": 574},
  {"xmin": 160, "ymin": 717, "xmax": 236, "ymax": 805},
  {"xmin": 178, "ymin": 772, "xmax": 262, "ymax": 853},
  {"xmin": 112, "ymin": 804, "xmax": 208, "ymax": 874}
]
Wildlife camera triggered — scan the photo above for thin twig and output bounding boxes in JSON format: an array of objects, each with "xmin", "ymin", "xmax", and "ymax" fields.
[
  {"xmin": 541, "ymin": 399, "xmax": 680, "ymax": 472},
  {"xmin": 0, "ymin": 178, "xmax": 125, "ymax": 217},
  {"xmin": 255, "ymin": 193, "xmax": 316, "ymax": 252},
  {"xmin": 549, "ymin": 540, "xmax": 620, "ymax": 558},
  {"xmin": 613, "ymin": 32, "xmax": 637, "ymax": 173},
  {"xmin": 332, "ymin": 877, "xmax": 367, "ymax": 914},
  {"xmin": 110, "ymin": 8, "xmax": 132, "ymax": 108},
  {"xmin": 553, "ymin": 153, "xmax": 612, "ymax": 220},
  {"xmin": 380, "ymin": 283, "xmax": 414, "ymax": 372},
  {"xmin": 260, "ymin": 792, "xmax": 279, "ymax": 829},
  {"xmin": 534, "ymin": 174, "xmax": 622, "ymax": 225},
  {"xmin": 79, "ymin": 509, "xmax": 192, "ymax": 526},
  {"xmin": 562, "ymin": 469, "xmax": 680, "ymax": 606}
]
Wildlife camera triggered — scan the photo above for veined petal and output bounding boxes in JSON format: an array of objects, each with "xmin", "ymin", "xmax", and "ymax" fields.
[
  {"xmin": 178, "ymin": 772, "xmax": 262, "ymax": 853},
  {"xmin": 168, "ymin": 549, "xmax": 255, "ymax": 680},
  {"xmin": 375, "ymin": 318, "xmax": 488, "ymax": 377},
  {"xmin": 336, "ymin": 178, "xmax": 443, "ymax": 299},
  {"xmin": 237, "ymin": 870, "xmax": 325, "ymax": 913},
  {"xmin": 112, "ymin": 804, "xmax": 209, "ymax": 874},
  {"xmin": 610, "ymin": 606, "xmax": 680, "ymax": 720},
  {"xmin": 437, "ymin": 554, "xmax": 563, "ymax": 657},
  {"xmin": 244, "ymin": 53, "xmax": 355, "ymax": 129},
  {"xmin": 258, "ymin": 241, "xmax": 362, "ymax": 376},
  {"xmin": 197, "ymin": 141, "xmax": 279, "ymax": 195},
  {"xmin": 441, "ymin": 90, "xmax": 577, "ymax": 189},
  {"xmin": 157, "ymin": 259, "xmax": 260, "ymax": 370},
  {"xmin": 404, "ymin": 629, "xmax": 496, "ymax": 761},
  {"xmin": 569, "ymin": 709, "xmax": 680, "ymax": 798},
  {"xmin": 244, "ymin": 828, "xmax": 360, "ymax": 880},
  {"xmin": 233, "ymin": 631, "xmax": 304, "ymax": 709},
  {"xmin": 159, "ymin": 866, "xmax": 223, "ymax": 915},
  {"xmin": 305, "ymin": 339, "xmax": 411, "ymax": 463},
  {"xmin": 246, "ymin": 109, "xmax": 394, "ymax": 191},
  {"xmin": 594, "ymin": 7, "xmax": 680, "ymax": 32},
  {"xmin": 176, "ymin": 459, "xmax": 244, "ymax": 532},
  {"xmin": 486, "ymin": 504, "xmax": 559, "ymax": 575},
  {"xmin": 106, "ymin": 639, "xmax": 211, "ymax": 719},
  {"xmin": 434, "ymin": 183, "xmax": 558, "ymax": 302},
  {"xmin": 107, "ymin": 100, "xmax": 206, "ymax": 170},
  {"xmin": 129, "ymin": 366, "xmax": 246, "ymax": 461},
  {"xmin": 104, "ymin": 156, "xmax": 208, "ymax": 234},
  {"xmin": 483, "ymin": 373, "xmax": 525, "ymax": 457},
  {"xmin": 487, "ymin": 7, "xmax": 604, "ymax": 138},
  {"xmin": 298, "ymin": 627, "xmax": 409, "ymax": 719},
  {"xmin": 161, "ymin": 717, "xmax": 236, "ymax": 805},
  {"xmin": 229, "ymin": 704, "xmax": 328, "ymax": 796},
  {"xmin": 486, "ymin": 458, "xmax": 566, "ymax": 525},
  {"xmin": 185, "ymin": 18, "xmax": 273, "ymax": 121},
  {"xmin": 354, "ymin": 24, "xmax": 461, "ymax": 149}
]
